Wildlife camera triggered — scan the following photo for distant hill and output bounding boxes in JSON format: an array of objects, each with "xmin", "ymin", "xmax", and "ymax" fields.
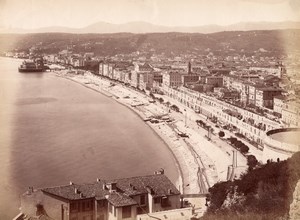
[
  {"xmin": 1, "ymin": 21, "xmax": 300, "ymax": 34},
  {"xmin": 1, "ymin": 29, "xmax": 300, "ymax": 56}
]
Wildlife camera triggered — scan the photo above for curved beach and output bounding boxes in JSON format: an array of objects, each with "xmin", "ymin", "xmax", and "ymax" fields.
[
  {"xmin": 0, "ymin": 57, "xmax": 182, "ymax": 219},
  {"xmin": 55, "ymin": 70, "xmax": 216, "ymax": 195}
]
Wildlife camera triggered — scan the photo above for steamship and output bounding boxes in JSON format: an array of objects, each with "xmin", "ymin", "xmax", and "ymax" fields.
[{"xmin": 18, "ymin": 58, "xmax": 45, "ymax": 73}]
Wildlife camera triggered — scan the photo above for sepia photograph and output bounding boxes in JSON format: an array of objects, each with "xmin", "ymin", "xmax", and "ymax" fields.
[{"xmin": 0, "ymin": 0, "xmax": 300, "ymax": 219}]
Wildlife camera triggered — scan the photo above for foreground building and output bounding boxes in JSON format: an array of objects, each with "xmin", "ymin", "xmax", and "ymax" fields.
[{"xmin": 19, "ymin": 173, "xmax": 181, "ymax": 220}]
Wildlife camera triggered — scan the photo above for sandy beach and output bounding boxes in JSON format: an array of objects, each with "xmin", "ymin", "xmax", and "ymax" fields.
[{"xmin": 55, "ymin": 70, "xmax": 248, "ymax": 195}]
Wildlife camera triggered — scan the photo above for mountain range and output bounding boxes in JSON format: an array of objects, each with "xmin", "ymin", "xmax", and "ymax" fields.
[{"xmin": 1, "ymin": 21, "xmax": 300, "ymax": 34}]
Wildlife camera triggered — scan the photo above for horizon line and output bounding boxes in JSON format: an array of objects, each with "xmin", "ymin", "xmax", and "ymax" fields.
[{"xmin": 2, "ymin": 19, "xmax": 300, "ymax": 31}]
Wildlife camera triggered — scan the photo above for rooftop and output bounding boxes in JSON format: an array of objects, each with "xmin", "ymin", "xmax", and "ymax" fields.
[{"xmin": 41, "ymin": 174, "xmax": 179, "ymax": 206}]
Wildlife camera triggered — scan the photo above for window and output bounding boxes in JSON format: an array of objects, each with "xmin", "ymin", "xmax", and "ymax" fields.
[
  {"xmin": 97, "ymin": 200, "xmax": 105, "ymax": 208},
  {"xmin": 83, "ymin": 215, "xmax": 92, "ymax": 220},
  {"xmin": 70, "ymin": 202, "xmax": 78, "ymax": 212},
  {"xmin": 114, "ymin": 207, "xmax": 117, "ymax": 217},
  {"xmin": 140, "ymin": 195, "xmax": 146, "ymax": 205},
  {"xmin": 109, "ymin": 203, "xmax": 112, "ymax": 213},
  {"xmin": 122, "ymin": 206, "xmax": 131, "ymax": 218},
  {"xmin": 97, "ymin": 215, "xmax": 104, "ymax": 220},
  {"xmin": 82, "ymin": 200, "xmax": 92, "ymax": 211},
  {"xmin": 161, "ymin": 197, "xmax": 171, "ymax": 207},
  {"xmin": 154, "ymin": 197, "xmax": 161, "ymax": 204}
]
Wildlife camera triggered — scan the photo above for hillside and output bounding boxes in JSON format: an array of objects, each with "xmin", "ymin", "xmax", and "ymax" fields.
[
  {"xmin": 1, "ymin": 29, "xmax": 300, "ymax": 57},
  {"xmin": 201, "ymin": 152, "xmax": 300, "ymax": 220}
]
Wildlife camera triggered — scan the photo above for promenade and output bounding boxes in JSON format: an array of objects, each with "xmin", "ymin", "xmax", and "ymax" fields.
[{"xmin": 56, "ymin": 70, "xmax": 248, "ymax": 195}]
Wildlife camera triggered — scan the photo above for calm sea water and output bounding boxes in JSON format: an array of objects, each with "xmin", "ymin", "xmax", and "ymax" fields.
[{"xmin": 0, "ymin": 57, "xmax": 178, "ymax": 219}]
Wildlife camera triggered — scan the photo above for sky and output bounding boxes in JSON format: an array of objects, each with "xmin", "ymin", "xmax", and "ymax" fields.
[{"xmin": 0, "ymin": 0, "xmax": 300, "ymax": 29}]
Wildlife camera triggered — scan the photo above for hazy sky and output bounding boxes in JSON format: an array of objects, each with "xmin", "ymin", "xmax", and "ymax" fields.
[{"xmin": 1, "ymin": 0, "xmax": 300, "ymax": 29}]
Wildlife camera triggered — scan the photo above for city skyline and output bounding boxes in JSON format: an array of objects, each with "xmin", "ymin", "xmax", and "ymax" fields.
[{"xmin": 1, "ymin": 0, "xmax": 300, "ymax": 30}]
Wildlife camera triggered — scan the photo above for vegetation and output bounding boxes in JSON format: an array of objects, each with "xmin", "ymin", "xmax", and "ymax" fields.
[
  {"xmin": 1, "ymin": 30, "xmax": 300, "ymax": 56},
  {"xmin": 218, "ymin": 131, "xmax": 225, "ymax": 138},
  {"xmin": 158, "ymin": 97, "xmax": 164, "ymax": 103},
  {"xmin": 196, "ymin": 119, "xmax": 211, "ymax": 131},
  {"xmin": 227, "ymin": 137, "xmax": 249, "ymax": 154},
  {"xmin": 201, "ymin": 152, "xmax": 300, "ymax": 220},
  {"xmin": 149, "ymin": 92, "xmax": 155, "ymax": 99},
  {"xmin": 170, "ymin": 104, "xmax": 180, "ymax": 112},
  {"xmin": 247, "ymin": 155, "xmax": 258, "ymax": 170}
]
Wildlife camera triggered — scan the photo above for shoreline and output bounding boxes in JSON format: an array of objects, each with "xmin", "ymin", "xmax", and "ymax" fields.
[
  {"xmin": 55, "ymin": 72, "xmax": 185, "ymax": 192},
  {"xmin": 53, "ymin": 69, "xmax": 247, "ymax": 195}
]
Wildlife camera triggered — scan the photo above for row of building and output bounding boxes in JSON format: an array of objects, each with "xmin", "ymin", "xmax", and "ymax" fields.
[{"xmin": 97, "ymin": 61, "xmax": 299, "ymax": 128}]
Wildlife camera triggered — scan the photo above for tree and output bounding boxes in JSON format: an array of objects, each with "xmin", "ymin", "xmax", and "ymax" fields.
[
  {"xmin": 234, "ymin": 140, "xmax": 243, "ymax": 149},
  {"xmin": 171, "ymin": 104, "xmax": 180, "ymax": 112},
  {"xmin": 158, "ymin": 97, "xmax": 164, "ymax": 103},
  {"xmin": 219, "ymin": 131, "xmax": 225, "ymax": 138},
  {"xmin": 230, "ymin": 137, "xmax": 238, "ymax": 145},
  {"xmin": 247, "ymin": 155, "xmax": 258, "ymax": 169},
  {"xmin": 149, "ymin": 92, "xmax": 155, "ymax": 99},
  {"xmin": 240, "ymin": 144, "xmax": 249, "ymax": 154},
  {"xmin": 201, "ymin": 152, "xmax": 300, "ymax": 219}
]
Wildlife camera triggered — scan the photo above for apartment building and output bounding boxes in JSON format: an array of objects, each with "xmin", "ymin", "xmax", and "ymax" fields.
[
  {"xmin": 282, "ymin": 101, "xmax": 300, "ymax": 127},
  {"xmin": 255, "ymin": 87, "xmax": 282, "ymax": 109},
  {"xmin": 181, "ymin": 74, "xmax": 200, "ymax": 85},
  {"xmin": 99, "ymin": 63, "xmax": 114, "ymax": 78},
  {"xmin": 19, "ymin": 174, "xmax": 181, "ymax": 220},
  {"xmin": 205, "ymin": 76, "xmax": 223, "ymax": 87},
  {"xmin": 273, "ymin": 95, "xmax": 286, "ymax": 116},
  {"xmin": 139, "ymin": 72, "xmax": 154, "ymax": 91},
  {"xmin": 162, "ymin": 71, "xmax": 183, "ymax": 88},
  {"xmin": 162, "ymin": 86, "xmax": 281, "ymax": 145}
]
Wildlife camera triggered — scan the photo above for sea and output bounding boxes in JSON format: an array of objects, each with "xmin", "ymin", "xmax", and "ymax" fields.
[{"xmin": 0, "ymin": 57, "xmax": 179, "ymax": 219}]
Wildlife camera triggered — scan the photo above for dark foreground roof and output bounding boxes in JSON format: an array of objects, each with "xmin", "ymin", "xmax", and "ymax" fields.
[
  {"xmin": 106, "ymin": 192, "xmax": 137, "ymax": 207},
  {"xmin": 41, "ymin": 174, "xmax": 179, "ymax": 207}
]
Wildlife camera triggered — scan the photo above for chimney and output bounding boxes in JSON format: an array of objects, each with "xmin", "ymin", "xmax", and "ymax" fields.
[
  {"xmin": 70, "ymin": 181, "xmax": 73, "ymax": 185},
  {"xmin": 146, "ymin": 186, "xmax": 154, "ymax": 195},
  {"xmin": 74, "ymin": 188, "xmax": 78, "ymax": 194},
  {"xmin": 168, "ymin": 189, "xmax": 172, "ymax": 194},
  {"xmin": 129, "ymin": 183, "xmax": 136, "ymax": 190},
  {"xmin": 154, "ymin": 168, "xmax": 164, "ymax": 175},
  {"xmin": 97, "ymin": 178, "xmax": 101, "ymax": 182},
  {"xmin": 107, "ymin": 182, "xmax": 117, "ymax": 193}
]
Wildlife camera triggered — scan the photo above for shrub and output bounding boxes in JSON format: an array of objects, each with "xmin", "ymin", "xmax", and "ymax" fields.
[
  {"xmin": 219, "ymin": 131, "xmax": 225, "ymax": 138},
  {"xmin": 240, "ymin": 144, "xmax": 249, "ymax": 154},
  {"xmin": 247, "ymin": 155, "xmax": 258, "ymax": 169}
]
